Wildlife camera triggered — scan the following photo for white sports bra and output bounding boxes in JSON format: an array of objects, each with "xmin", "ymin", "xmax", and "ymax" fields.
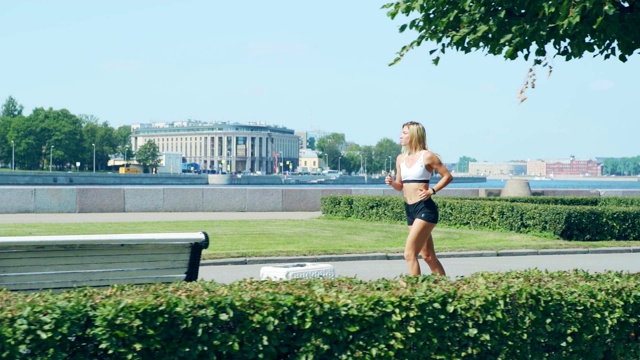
[{"xmin": 400, "ymin": 151, "xmax": 432, "ymax": 183}]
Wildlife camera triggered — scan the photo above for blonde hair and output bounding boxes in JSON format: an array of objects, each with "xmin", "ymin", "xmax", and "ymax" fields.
[
  {"xmin": 401, "ymin": 121, "xmax": 443, "ymax": 162},
  {"xmin": 402, "ymin": 121, "xmax": 428, "ymax": 154}
]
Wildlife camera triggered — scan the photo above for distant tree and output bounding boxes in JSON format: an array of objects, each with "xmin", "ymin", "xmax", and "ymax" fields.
[
  {"xmin": 115, "ymin": 125, "xmax": 132, "ymax": 148},
  {"xmin": 383, "ymin": 0, "xmax": 640, "ymax": 101},
  {"xmin": 29, "ymin": 108, "xmax": 85, "ymax": 171},
  {"xmin": 80, "ymin": 115, "xmax": 100, "ymax": 171},
  {"xmin": 342, "ymin": 144, "xmax": 363, "ymax": 174},
  {"xmin": 374, "ymin": 138, "xmax": 402, "ymax": 174},
  {"xmin": 601, "ymin": 157, "xmax": 640, "ymax": 176},
  {"xmin": 1, "ymin": 96, "xmax": 24, "ymax": 118},
  {"xmin": 602, "ymin": 158, "xmax": 617, "ymax": 175},
  {"xmin": 617, "ymin": 159, "xmax": 628, "ymax": 176},
  {"xmin": 80, "ymin": 115, "xmax": 119, "ymax": 171},
  {"xmin": 135, "ymin": 140, "xmax": 162, "ymax": 173},
  {"xmin": 457, "ymin": 156, "xmax": 477, "ymax": 173},
  {"xmin": 0, "ymin": 117, "xmax": 14, "ymax": 166},
  {"xmin": 115, "ymin": 125, "xmax": 133, "ymax": 168},
  {"xmin": 316, "ymin": 133, "xmax": 347, "ymax": 170},
  {"xmin": 94, "ymin": 124, "xmax": 119, "ymax": 171},
  {"xmin": 8, "ymin": 115, "xmax": 43, "ymax": 170},
  {"xmin": 78, "ymin": 114, "xmax": 100, "ymax": 124},
  {"xmin": 360, "ymin": 145, "xmax": 375, "ymax": 174},
  {"xmin": 0, "ymin": 97, "xmax": 25, "ymax": 165},
  {"xmin": 307, "ymin": 136, "xmax": 316, "ymax": 150},
  {"xmin": 615, "ymin": 156, "xmax": 640, "ymax": 176},
  {"xmin": 630, "ymin": 156, "xmax": 640, "ymax": 176}
]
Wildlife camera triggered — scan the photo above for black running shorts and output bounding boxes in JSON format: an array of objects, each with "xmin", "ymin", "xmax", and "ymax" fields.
[{"xmin": 404, "ymin": 198, "xmax": 439, "ymax": 225}]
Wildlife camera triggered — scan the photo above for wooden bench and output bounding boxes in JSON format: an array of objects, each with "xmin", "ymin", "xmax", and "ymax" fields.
[{"xmin": 0, "ymin": 231, "xmax": 209, "ymax": 292}]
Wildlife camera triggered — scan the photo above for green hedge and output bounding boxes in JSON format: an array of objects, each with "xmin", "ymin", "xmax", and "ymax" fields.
[
  {"xmin": 320, "ymin": 195, "xmax": 640, "ymax": 241},
  {"xmin": 451, "ymin": 196, "xmax": 640, "ymax": 208},
  {"xmin": 321, "ymin": 195, "xmax": 405, "ymax": 223},
  {"xmin": 1, "ymin": 271, "xmax": 639, "ymax": 359}
]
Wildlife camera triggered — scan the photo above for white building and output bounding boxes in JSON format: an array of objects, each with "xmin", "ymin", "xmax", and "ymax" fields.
[
  {"xmin": 468, "ymin": 162, "xmax": 527, "ymax": 176},
  {"xmin": 131, "ymin": 120, "xmax": 300, "ymax": 174}
]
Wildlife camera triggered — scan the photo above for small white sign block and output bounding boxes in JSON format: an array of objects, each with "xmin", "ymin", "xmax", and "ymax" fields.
[{"xmin": 260, "ymin": 263, "xmax": 335, "ymax": 281}]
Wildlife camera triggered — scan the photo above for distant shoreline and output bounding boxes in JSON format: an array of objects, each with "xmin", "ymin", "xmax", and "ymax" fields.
[{"xmin": 484, "ymin": 175, "xmax": 640, "ymax": 182}]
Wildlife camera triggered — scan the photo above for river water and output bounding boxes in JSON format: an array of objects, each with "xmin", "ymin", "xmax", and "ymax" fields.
[
  {"xmin": 291, "ymin": 179, "xmax": 640, "ymax": 190},
  {"xmin": 449, "ymin": 179, "xmax": 640, "ymax": 190}
]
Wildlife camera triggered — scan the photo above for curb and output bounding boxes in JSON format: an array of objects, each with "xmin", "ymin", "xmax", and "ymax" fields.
[{"xmin": 202, "ymin": 247, "xmax": 640, "ymax": 266}]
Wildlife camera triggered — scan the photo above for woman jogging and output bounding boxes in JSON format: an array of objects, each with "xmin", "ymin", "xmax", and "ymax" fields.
[{"xmin": 385, "ymin": 121, "xmax": 453, "ymax": 276}]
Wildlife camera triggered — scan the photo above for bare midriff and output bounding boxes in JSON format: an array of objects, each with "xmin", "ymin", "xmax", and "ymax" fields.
[{"xmin": 402, "ymin": 182, "xmax": 430, "ymax": 204}]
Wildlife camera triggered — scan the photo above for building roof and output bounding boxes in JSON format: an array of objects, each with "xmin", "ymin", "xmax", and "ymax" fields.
[
  {"xmin": 131, "ymin": 120, "xmax": 295, "ymax": 135},
  {"xmin": 299, "ymin": 148, "xmax": 319, "ymax": 158}
]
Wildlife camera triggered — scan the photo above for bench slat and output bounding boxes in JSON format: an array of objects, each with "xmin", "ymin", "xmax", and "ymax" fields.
[
  {"xmin": 1, "ymin": 266, "xmax": 190, "ymax": 291},
  {"xmin": 2, "ymin": 265, "xmax": 188, "ymax": 282},
  {"xmin": 0, "ymin": 243, "xmax": 192, "ymax": 259},
  {"xmin": 4, "ymin": 275, "xmax": 186, "ymax": 292},
  {"xmin": 0, "ymin": 232, "xmax": 208, "ymax": 246},
  {"xmin": 1, "ymin": 247, "xmax": 190, "ymax": 269},
  {"xmin": 0, "ymin": 255, "xmax": 191, "ymax": 274}
]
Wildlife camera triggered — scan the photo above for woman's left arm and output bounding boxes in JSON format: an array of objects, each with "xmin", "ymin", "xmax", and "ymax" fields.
[{"xmin": 425, "ymin": 152, "xmax": 453, "ymax": 194}]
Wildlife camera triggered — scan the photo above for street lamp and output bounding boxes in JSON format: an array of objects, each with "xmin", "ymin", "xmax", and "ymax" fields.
[
  {"xmin": 124, "ymin": 145, "xmax": 129, "ymax": 169},
  {"xmin": 92, "ymin": 143, "xmax": 96, "ymax": 173},
  {"xmin": 359, "ymin": 154, "xmax": 363, "ymax": 175},
  {"xmin": 11, "ymin": 140, "xmax": 14, "ymax": 171},
  {"xmin": 388, "ymin": 156, "xmax": 392, "ymax": 173},
  {"xmin": 338, "ymin": 155, "xmax": 342, "ymax": 174},
  {"xmin": 49, "ymin": 145, "xmax": 54, "ymax": 172},
  {"xmin": 278, "ymin": 151, "xmax": 283, "ymax": 174},
  {"xmin": 324, "ymin": 154, "xmax": 328, "ymax": 170}
]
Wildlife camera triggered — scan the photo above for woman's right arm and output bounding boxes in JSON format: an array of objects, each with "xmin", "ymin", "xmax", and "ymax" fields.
[{"xmin": 386, "ymin": 155, "xmax": 403, "ymax": 191}]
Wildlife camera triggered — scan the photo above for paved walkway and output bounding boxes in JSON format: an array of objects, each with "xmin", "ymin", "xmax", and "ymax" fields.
[
  {"xmin": 2, "ymin": 212, "xmax": 639, "ymax": 284},
  {"xmin": 200, "ymin": 252, "xmax": 640, "ymax": 284},
  {"xmin": 0, "ymin": 212, "xmax": 322, "ymax": 224}
]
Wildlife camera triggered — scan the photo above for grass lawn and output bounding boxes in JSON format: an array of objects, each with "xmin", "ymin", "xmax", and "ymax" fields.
[{"xmin": 1, "ymin": 218, "xmax": 639, "ymax": 261}]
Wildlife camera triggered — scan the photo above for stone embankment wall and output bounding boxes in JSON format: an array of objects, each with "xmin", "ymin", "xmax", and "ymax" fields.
[
  {"xmin": 0, "ymin": 171, "xmax": 208, "ymax": 186},
  {"xmin": 0, "ymin": 186, "xmax": 638, "ymax": 214}
]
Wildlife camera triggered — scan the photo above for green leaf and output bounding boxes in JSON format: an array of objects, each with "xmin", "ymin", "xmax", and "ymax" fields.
[
  {"xmin": 569, "ymin": 15, "xmax": 580, "ymax": 26},
  {"xmin": 594, "ymin": 16, "xmax": 604, "ymax": 29},
  {"xmin": 476, "ymin": 24, "xmax": 489, "ymax": 36},
  {"xmin": 604, "ymin": 4, "xmax": 615, "ymax": 15},
  {"xmin": 500, "ymin": 34, "xmax": 513, "ymax": 44}
]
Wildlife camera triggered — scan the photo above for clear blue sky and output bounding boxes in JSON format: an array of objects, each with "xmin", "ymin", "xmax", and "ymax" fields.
[{"xmin": 1, "ymin": 0, "xmax": 638, "ymax": 163}]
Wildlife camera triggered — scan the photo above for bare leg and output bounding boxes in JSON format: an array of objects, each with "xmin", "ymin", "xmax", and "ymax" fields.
[
  {"xmin": 404, "ymin": 220, "xmax": 435, "ymax": 276},
  {"xmin": 420, "ymin": 233, "xmax": 446, "ymax": 275}
]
